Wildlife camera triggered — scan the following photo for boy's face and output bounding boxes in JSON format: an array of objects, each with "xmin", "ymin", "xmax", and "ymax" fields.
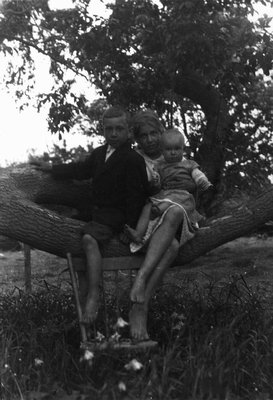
[
  {"xmin": 162, "ymin": 135, "xmax": 184, "ymax": 163},
  {"xmin": 136, "ymin": 124, "xmax": 161, "ymax": 159},
  {"xmin": 103, "ymin": 115, "xmax": 129, "ymax": 148}
]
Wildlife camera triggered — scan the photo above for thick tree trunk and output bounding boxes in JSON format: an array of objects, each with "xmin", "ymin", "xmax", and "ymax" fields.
[
  {"xmin": 1, "ymin": 166, "xmax": 272, "ymax": 268},
  {"xmin": 174, "ymin": 73, "xmax": 231, "ymax": 186}
]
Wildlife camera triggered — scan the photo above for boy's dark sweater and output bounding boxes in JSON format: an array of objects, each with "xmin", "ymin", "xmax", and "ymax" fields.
[{"xmin": 52, "ymin": 143, "xmax": 149, "ymax": 232}]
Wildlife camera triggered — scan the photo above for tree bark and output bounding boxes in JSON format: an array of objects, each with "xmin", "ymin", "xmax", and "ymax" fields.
[
  {"xmin": 174, "ymin": 73, "xmax": 231, "ymax": 186},
  {"xmin": 1, "ymin": 166, "xmax": 272, "ymax": 268}
]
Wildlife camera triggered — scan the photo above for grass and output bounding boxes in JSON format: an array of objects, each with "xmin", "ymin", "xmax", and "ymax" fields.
[{"xmin": 1, "ymin": 276, "xmax": 273, "ymax": 400}]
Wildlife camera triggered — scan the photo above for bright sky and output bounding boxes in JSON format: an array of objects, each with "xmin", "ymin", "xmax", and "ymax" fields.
[
  {"xmin": 0, "ymin": 50, "xmax": 98, "ymax": 166},
  {"xmin": 0, "ymin": 1, "xmax": 272, "ymax": 167},
  {"xmin": 0, "ymin": 0, "xmax": 110, "ymax": 166}
]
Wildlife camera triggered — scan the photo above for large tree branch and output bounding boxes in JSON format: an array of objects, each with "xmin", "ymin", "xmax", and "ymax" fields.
[
  {"xmin": 174, "ymin": 73, "xmax": 231, "ymax": 184},
  {"xmin": 1, "ymin": 166, "xmax": 272, "ymax": 268},
  {"xmin": 4, "ymin": 35, "xmax": 89, "ymax": 81}
]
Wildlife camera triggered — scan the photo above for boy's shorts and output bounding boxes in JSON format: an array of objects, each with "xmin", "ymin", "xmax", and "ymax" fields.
[{"xmin": 82, "ymin": 221, "xmax": 114, "ymax": 243}]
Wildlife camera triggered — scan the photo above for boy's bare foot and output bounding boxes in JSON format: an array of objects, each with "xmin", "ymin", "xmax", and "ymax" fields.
[
  {"xmin": 130, "ymin": 276, "xmax": 146, "ymax": 303},
  {"xmin": 129, "ymin": 303, "xmax": 149, "ymax": 341},
  {"xmin": 124, "ymin": 224, "xmax": 143, "ymax": 244},
  {"xmin": 81, "ymin": 293, "xmax": 99, "ymax": 324}
]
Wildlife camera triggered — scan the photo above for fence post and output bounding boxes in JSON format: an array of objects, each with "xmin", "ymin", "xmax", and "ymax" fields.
[{"xmin": 24, "ymin": 244, "xmax": 31, "ymax": 293}]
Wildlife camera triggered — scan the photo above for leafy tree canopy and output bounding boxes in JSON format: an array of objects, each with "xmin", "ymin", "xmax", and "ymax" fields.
[{"xmin": 0, "ymin": 0, "xmax": 273, "ymax": 200}]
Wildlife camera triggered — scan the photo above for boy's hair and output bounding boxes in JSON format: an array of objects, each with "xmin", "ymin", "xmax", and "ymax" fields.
[
  {"xmin": 102, "ymin": 106, "xmax": 131, "ymax": 125},
  {"xmin": 161, "ymin": 128, "xmax": 185, "ymax": 147},
  {"xmin": 132, "ymin": 109, "xmax": 164, "ymax": 138}
]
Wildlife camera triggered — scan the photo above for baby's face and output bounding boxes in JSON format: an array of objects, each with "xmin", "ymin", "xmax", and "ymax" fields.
[{"xmin": 162, "ymin": 135, "xmax": 183, "ymax": 163}]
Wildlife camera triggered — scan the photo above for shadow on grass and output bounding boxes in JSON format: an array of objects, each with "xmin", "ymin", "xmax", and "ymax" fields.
[{"xmin": 1, "ymin": 276, "xmax": 273, "ymax": 400}]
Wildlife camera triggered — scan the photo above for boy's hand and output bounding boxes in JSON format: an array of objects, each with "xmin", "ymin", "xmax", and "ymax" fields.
[{"xmin": 29, "ymin": 158, "xmax": 53, "ymax": 173}]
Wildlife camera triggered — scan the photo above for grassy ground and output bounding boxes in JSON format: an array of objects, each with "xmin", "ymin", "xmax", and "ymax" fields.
[{"xmin": 1, "ymin": 236, "xmax": 273, "ymax": 399}]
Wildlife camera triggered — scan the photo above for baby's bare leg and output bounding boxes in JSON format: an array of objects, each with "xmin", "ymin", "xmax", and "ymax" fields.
[
  {"xmin": 81, "ymin": 234, "xmax": 102, "ymax": 324},
  {"xmin": 126, "ymin": 202, "xmax": 153, "ymax": 243},
  {"xmin": 124, "ymin": 225, "xmax": 143, "ymax": 244}
]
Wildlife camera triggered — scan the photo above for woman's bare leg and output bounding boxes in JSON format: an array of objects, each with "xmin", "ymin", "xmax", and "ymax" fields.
[
  {"xmin": 130, "ymin": 206, "xmax": 183, "ymax": 303},
  {"xmin": 130, "ymin": 238, "xmax": 179, "ymax": 340},
  {"xmin": 81, "ymin": 233, "xmax": 102, "ymax": 324}
]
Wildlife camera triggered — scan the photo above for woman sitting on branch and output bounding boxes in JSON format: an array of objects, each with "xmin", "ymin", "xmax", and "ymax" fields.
[{"xmin": 128, "ymin": 110, "xmax": 212, "ymax": 341}]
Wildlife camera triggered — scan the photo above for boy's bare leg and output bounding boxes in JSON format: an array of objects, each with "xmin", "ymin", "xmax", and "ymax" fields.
[
  {"xmin": 130, "ymin": 238, "xmax": 179, "ymax": 340},
  {"xmin": 81, "ymin": 233, "xmax": 102, "ymax": 324},
  {"xmin": 130, "ymin": 206, "xmax": 183, "ymax": 303}
]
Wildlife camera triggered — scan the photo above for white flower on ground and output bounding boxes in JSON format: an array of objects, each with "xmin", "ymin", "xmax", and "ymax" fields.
[
  {"xmin": 114, "ymin": 317, "xmax": 129, "ymax": 329},
  {"xmin": 172, "ymin": 312, "xmax": 186, "ymax": 330},
  {"xmin": 34, "ymin": 358, "xmax": 44, "ymax": 367},
  {"xmin": 124, "ymin": 358, "xmax": 143, "ymax": 371},
  {"xmin": 82, "ymin": 350, "xmax": 94, "ymax": 361},
  {"xmin": 118, "ymin": 381, "xmax": 127, "ymax": 391},
  {"xmin": 95, "ymin": 331, "xmax": 105, "ymax": 341},
  {"xmin": 80, "ymin": 349, "xmax": 94, "ymax": 366},
  {"xmin": 173, "ymin": 321, "xmax": 185, "ymax": 330},
  {"xmin": 110, "ymin": 332, "xmax": 121, "ymax": 342}
]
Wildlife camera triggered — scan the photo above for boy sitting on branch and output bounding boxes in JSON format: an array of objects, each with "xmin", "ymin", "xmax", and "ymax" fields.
[{"xmin": 32, "ymin": 106, "xmax": 149, "ymax": 325}]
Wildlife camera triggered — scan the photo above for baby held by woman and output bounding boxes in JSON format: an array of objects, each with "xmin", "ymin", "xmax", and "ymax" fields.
[{"xmin": 126, "ymin": 128, "xmax": 212, "ymax": 302}]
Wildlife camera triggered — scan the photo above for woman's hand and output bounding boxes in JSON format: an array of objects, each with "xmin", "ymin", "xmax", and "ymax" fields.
[{"xmin": 151, "ymin": 173, "xmax": 160, "ymax": 188}]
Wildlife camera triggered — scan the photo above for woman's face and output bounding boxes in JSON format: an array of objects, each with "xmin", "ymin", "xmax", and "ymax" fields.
[{"xmin": 136, "ymin": 124, "xmax": 162, "ymax": 159}]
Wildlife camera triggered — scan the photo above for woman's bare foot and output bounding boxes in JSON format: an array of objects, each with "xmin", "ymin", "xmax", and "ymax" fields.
[
  {"xmin": 129, "ymin": 303, "xmax": 149, "ymax": 341},
  {"xmin": 130, "ymin": 276, "xmax": 146, "ymax": 303},
  {"xmin": 81, "ymin": 293, "xmax": 99, "ymax": 324},
  {"xmin": 124, "ymin": 224, "xmax": 143, "ymax": 244}
]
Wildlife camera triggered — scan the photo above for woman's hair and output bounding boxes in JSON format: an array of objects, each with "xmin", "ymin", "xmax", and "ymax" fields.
[{"xmin": 131, "ymin": 109, "xmax": 164, "ymax": 137}]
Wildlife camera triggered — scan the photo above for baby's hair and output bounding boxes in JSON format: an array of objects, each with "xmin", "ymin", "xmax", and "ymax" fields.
[
  {"xmin": 102, "ymin": 105, "xmax": 131, "ymax": 124},
  {"xmin": 161, "ymin": 128, "xmax": 185, "ymax": 147}
]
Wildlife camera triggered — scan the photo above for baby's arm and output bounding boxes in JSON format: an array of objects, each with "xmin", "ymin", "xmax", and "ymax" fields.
[{"xmin": 191, "ymin": 168, "xmax": 212, "ymax": 192}]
